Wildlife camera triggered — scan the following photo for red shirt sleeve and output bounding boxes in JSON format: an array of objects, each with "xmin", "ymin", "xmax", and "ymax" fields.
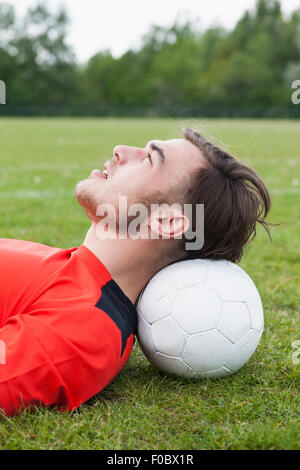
[
  {"xmin": 0, "ymin": 238, "xmax": 68, "ymax": 326},
  {"xmin": 0, "ymin": 241, "xmax": 137, "ymax": 416},
  {"xmin": 0, "ymin": 303, "xmax": 134, "ymax": 415}
]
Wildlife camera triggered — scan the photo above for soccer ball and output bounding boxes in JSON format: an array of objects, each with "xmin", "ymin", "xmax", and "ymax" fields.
[{"xmin": 137, "ymin": 259, "xmax": 264, "ymax": 379}]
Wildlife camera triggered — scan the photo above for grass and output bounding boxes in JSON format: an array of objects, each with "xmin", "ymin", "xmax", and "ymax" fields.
[{"xmin": 0, "ymin": 117, "xmax": 299, "ymax": 450}]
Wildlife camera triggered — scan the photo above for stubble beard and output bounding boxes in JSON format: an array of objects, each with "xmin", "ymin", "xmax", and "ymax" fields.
[
  {"xmin": 75, "ymin": 176, "xmax": 176, "ymax": 235},
  {"xmin": 75, "ymin": 179, "xmax": 101, "ymax": 223}
]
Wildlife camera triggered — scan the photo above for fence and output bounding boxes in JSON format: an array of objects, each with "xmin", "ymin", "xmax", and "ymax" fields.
[{"xmin": 0, "ymin": 104, "xmax": 300, "ymax": 118}]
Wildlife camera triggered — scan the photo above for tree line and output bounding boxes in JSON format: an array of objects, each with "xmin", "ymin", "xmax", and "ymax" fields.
[{"xmin": 0, "ymin": 0, "xmax": 300, "ymax": 116}]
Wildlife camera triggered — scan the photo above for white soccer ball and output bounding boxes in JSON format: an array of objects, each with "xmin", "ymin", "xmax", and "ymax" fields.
[{"xmin": 137, "ymin": 259, "xmax": 264, "ymax": 379}]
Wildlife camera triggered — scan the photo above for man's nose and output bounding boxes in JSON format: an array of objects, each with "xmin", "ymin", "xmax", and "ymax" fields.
[{"xmin": 113, "ymin": 145, "xmax": 145, "ymax": 164}]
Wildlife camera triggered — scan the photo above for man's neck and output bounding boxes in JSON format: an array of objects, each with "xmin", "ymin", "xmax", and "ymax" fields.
[{"xmin": 82, "ymin": 224, "xmax": 168, "ymax": 305}]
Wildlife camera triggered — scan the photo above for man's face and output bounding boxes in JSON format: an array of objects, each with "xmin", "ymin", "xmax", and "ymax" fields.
[{"xmin": 75, "ymin": 138, "xmax": 205, "ymax": 221}]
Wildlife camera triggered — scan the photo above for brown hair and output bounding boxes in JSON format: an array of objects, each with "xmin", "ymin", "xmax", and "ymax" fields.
[{"xmin": 181, "ymin": 127, "xmax": 272, "ymax": 263}]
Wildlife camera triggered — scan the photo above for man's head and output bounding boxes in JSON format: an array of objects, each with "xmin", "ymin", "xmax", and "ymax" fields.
[
  {"xmin": 75, "ymin": 128, "xmax": 271, "ymax": 263},
  {"xmin": 75, "ymin": 136, "xmax": 207, "ymax": 216}
]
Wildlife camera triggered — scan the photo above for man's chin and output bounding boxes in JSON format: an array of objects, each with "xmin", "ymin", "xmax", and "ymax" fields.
[{"xmin": 75, "ymin": 180, "xmax": 100, "ymax": 223}]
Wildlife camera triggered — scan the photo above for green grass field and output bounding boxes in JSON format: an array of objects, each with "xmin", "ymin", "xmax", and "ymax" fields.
[{"xmin": 0, "ymin": 117, "xmax": 299, "ymax": 450}]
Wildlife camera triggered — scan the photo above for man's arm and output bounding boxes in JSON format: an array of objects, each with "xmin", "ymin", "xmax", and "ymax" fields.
[{"xmin": 0, "ymin": 305, "xmax": 134, "ymax": 415}]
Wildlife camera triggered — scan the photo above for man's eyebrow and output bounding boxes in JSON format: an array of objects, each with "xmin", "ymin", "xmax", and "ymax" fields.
[{"xmin": 148, "ymin": 142, "xmax": 165, "ymax": 164}]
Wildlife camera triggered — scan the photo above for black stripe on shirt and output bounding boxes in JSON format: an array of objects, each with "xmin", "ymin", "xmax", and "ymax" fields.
[{"xmin": 95, "ymin": 279, "xmax": 138, "ymax": 356}]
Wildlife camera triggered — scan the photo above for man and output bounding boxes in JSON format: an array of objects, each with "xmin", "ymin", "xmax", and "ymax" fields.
[{"xmin": 0, "ymin": 128, "xmax": 271, "ymax": 415}]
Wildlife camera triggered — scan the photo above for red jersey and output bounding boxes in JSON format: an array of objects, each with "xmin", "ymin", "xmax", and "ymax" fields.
[{"xmin": 0, "ymin": 239, "xmax": 137, "ymax": 415}]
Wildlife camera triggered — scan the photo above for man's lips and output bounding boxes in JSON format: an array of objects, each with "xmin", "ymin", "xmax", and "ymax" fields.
[
  {"xmin": 104, "ymin": 160, "xmax": 112, "ymax": 172},
  {"xmin": 91, "ymin": 169, "xmax": 106, "ymax": 179},
  {"xmin": 90, "ymin": 158, "xmax": 114, "ymax": 180},
  {"xmin": 104, "ymin": 159, "xmax": 115, "ymax": 177}
]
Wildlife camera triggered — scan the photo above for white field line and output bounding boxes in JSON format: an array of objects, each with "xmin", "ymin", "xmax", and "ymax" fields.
[
  {"xmin": 0, "ymin": 188, "xmax": 299, "ymax": 199},
  {"xmin": 271, "ymin": 188, "xmax": 300, "ymax": 195},
  {"xmin": 0, "ymin": 190, "xmax": 73, "ymax": 199}
]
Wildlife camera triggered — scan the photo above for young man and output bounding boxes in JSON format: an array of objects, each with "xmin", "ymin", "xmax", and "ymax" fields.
[{"xmin": 0, "ymin": 128, "xmax": 271, "ymax": 415}]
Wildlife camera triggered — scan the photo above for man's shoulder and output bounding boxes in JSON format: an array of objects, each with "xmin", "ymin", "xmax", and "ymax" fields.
[
  {"xmin": 0, "ymin": 238, "xmax": 61, "ymax": 254},
  {"xmin": 0, "ymin": 238, "xmax": 77, "ymax": 288},
  {"xmin": 0, "ymin": 238, "xmax": 78, "ymax": 264},
  {"xmin": 0, "ymin": 239, "xmax": 78, "ymax": 324}
]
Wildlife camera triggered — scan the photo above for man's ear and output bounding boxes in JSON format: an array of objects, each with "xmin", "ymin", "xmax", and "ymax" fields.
[{"xmin": 149, "ymin": 204, "xmax": 190, "ymax": 239}]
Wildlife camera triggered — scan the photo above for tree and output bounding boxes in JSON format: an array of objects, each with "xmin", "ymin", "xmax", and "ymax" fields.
[
  {"xmin": 1, "ymin": 0, "xmax": 300, "ymax": 113},
  {"xmin": 0, "ymin": 1, "xmax": 78, "ymax": 106}
]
